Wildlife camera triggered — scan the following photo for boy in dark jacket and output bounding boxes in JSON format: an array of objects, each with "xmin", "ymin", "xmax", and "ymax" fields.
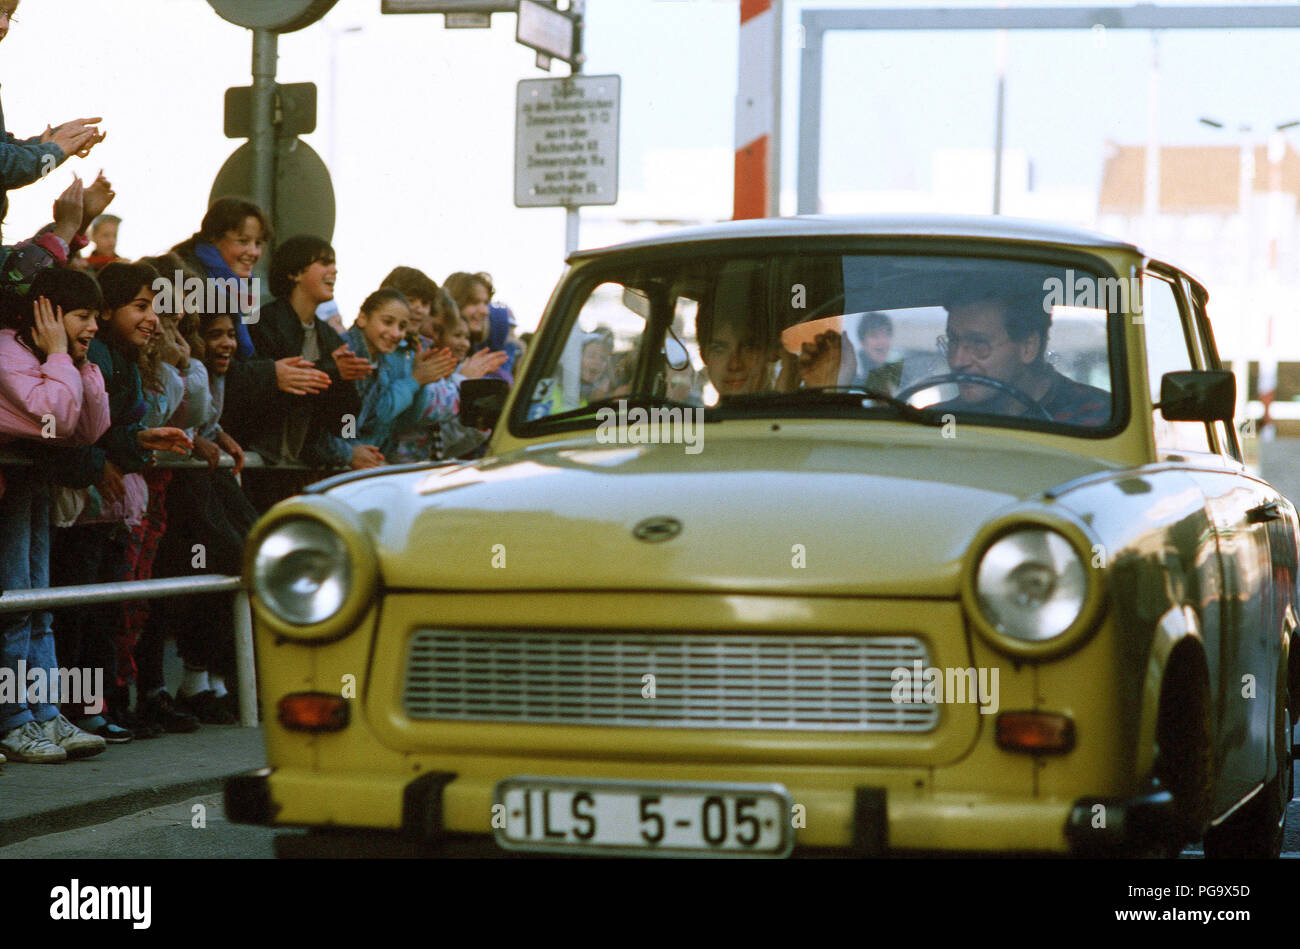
[{"xmin": 223, "ymin": 235, "xmax": 378, "ymax": 511}]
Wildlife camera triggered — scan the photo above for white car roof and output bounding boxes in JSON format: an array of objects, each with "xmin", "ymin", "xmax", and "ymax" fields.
[{"xmin": 569, "ymin": 213, "xmax": 1143, "ymax": 260}]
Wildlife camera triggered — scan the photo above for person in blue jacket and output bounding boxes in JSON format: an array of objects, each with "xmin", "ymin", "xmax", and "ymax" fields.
[{"xmin": 344, "ymin": 288, "xmax": 459, "ymax": 462}]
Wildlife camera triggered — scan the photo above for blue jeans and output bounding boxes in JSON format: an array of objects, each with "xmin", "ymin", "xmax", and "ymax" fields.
[{"xmin": 0, "ymin": 469, "xmax": 59, "ymax": 732}]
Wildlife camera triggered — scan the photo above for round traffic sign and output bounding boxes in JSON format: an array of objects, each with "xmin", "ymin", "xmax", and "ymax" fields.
[
  {"xmin": 207, "ymin": 0, "xmax": 339, "ymax": 33},
  {"xmin": 211, "ymin": 138, "xmax": 336, "ymax": 243}
]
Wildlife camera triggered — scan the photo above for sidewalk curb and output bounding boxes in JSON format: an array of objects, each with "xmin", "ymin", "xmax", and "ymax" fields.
[{"xmin": 0, "ymin": 772, "xmax": 241, "ymax": 850}]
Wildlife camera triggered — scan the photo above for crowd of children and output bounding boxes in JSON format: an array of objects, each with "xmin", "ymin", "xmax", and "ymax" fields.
[
  {"xmin": 0, "ymin": 153, "xmax": 519, "ymax": 769},
  {"xmin": 0, "ymin": 0, "xmax": 524, "ymax": 766},
  {"xmin": 0, "ymin": 199, "xmax": 522, "ymax": 764}
]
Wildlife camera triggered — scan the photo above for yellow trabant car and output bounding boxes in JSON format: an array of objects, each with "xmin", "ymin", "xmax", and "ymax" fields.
[{"xmin": 227, "ymin": 215, "xmax": 1298, "ymax": 858}]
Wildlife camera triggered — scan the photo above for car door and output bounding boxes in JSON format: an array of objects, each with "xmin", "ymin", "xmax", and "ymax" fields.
[{"xmin": 1144, "ymin": 266, "xmax": 1279, "ymax": 809}]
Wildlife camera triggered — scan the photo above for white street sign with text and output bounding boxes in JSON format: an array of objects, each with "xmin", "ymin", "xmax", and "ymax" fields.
[{"xmin": 515, "ymin": 75, "xmax": 620, "ymax": 208}]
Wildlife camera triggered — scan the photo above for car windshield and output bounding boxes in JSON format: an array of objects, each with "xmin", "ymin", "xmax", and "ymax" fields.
[{"xmin": 518, "ymin": 250, "xmax": 1121, "ymax": 434}]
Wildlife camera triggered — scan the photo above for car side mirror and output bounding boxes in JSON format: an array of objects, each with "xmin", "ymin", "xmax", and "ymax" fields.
[
  {"xmin": 460, "ymin": 378, "xmax": 510, "ymax": 430},
  {"xmin": 662, "ymin": 331, "xmax": 690, "ymax": 371},
  {"xmin": 1157, "ymin": 370, "xmax": 1235, "ymax": 423}
]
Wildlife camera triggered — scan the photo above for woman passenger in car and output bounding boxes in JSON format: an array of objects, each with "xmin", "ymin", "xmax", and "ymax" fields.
[
  {"xmin": 695, "ymin": 297, "xmax": 848, "ymax": 397},
  {"xmin": 695, "ymin": 299, "xmax": 780, "ymax": 397}
]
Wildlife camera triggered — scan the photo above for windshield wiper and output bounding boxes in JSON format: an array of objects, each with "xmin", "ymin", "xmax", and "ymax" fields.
[
  {"xmin": 715, "ymin": 386, "xmax": 944, "ymax": 426},
  {"xmin": 570, "ymin": 394, "xmax": 698, "ymax": 418}
]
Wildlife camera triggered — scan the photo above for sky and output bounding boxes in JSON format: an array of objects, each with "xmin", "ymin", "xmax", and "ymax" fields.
[{"xmin": 4, "ymin": 0, "xmax": 1300, "ymax": 329}]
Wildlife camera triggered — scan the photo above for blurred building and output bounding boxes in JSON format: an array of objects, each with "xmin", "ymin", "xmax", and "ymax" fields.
[{"xmin": 1097, "ymin": 141, "xmax": 1300, "ymax": 377}]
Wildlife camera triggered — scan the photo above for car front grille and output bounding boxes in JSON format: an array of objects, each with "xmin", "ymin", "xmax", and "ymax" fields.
[{"xmin": 402, "ymin": 630, "xmax": 939, "ymax": 732}]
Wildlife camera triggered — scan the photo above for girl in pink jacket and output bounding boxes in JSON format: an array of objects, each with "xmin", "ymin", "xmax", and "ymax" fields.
[{"xmin": 0, "ymin": 268, "xmax": 111, "ymax": 765}]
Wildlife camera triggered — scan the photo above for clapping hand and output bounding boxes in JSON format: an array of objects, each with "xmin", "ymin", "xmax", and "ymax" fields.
[
  {"xmin": 459, "ymin": 348, "xmax": 508, "ymax": 380},
  {"xmin": 413, "ymin": 346, "xmax": 457, "ymax": 386},
  {"xmin": 275, "ymin": 356, "xmax": 332, "ymax": 395},
  {"xmin": 80, "ymin": 171, "xmax": 116, "ymax": 232},
  {"xmin": 42, "ymin": 118, "xmax": 105, "ymax": 159},
  {"xmin": 52, "ymin": 177, "xmax": 85, "ymax": 244},
  {"xmin": 331, "ymin": 344, "xmax": 374, "ymax": 382},
  {"xmin": 138, "ymin": 427, "xmax": 193, "ymax": 455}
]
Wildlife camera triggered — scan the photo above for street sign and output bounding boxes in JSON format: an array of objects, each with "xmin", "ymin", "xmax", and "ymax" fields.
[
  {"xmin": 516, "ymin": 0, "xmax": 576, "ymax": 64},
  {"xmin": 207, "ymin": 0, "xmax": 338, "ymax": 32},
  {"xmin": 381, "ymin": 1, "xmax": 515, "ymax": 12},
  {"xmin": 212, "ymin": 138, "xmax": 336, "ymax": 242},
  {"xmin": 515, "ymin": 75, "xmax": 619, "ymax": 208},
  {"xmin": 225, "ymin": 83, "xmax": 318, "ymax": 139},
  {"xmin": 446, "ymin": 13, "xmax": 492, "ymax": 28}
]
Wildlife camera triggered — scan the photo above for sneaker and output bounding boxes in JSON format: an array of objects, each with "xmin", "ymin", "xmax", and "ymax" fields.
[
  {"xmin": 215, "ymin": 691, "xmax": 253, "ymax": 723},
  {"xmin": 176, "ymin": 689, "xmax": 237, "ymax": 726},
  {"xmin": 75, "ymin": 714, "xmax": 133, "ymax": 744},
  {"xmin": 1, "ymin": 720, "xmax": 68, "ymax": 763},
  {"xmin": 138, "ymin": 689, "xmax": 200, "ymax": 734},
  {"xmin": 43, "ymin": 713, "xmax": 106, "ymax": 759},
  {"xmin": 117, "ymin": 707, "xmax": 163, "ymax": 740}
]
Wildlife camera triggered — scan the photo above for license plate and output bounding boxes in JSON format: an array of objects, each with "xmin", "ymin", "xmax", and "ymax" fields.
[{"xmin": 493, "ymin": 777, "xmax": 794, "ymax": 857}]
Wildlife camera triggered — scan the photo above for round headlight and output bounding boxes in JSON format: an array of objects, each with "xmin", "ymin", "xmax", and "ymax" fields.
[
  {"xmin": 252, "ymin": 518, "xmax": 351, "ymax": 626},
  {"xmin": 975, "ymin": 528, "xmax": 1086, "ymax": 642}
]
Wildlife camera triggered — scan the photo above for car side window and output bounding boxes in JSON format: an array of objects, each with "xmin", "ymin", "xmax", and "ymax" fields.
[
  {"xmin": 526, "ymin": 281, "xmax": 648, "ymax": 420},
  {"xmin": 1142, "ymin": 274, "xmax": 1211, "ymax": 455}
]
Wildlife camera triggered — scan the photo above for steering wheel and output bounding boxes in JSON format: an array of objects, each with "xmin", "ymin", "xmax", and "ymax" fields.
[{"xmin": 895, "ymin": 372, "xmax": 1053, "ymax": 422}]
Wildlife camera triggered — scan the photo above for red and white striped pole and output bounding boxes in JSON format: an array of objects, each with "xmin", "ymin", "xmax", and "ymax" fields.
[{"xmin": 734, "ymin": 0, "xmax": 782, "ymax": 220}]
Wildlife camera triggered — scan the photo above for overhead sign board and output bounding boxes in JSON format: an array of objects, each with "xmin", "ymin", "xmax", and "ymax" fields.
[
  {"xmin": 516, "ymin": 0, "xmax": 576, "ymax": 64},
  {"xmin": 515, "ymin": 75, "xmax": 619, "ymax": 208}
]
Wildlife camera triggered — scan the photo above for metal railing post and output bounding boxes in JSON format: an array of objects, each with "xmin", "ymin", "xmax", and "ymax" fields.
[{"xmin": 234, "ymin": 588, "xmax": 258, "ymax": 727}]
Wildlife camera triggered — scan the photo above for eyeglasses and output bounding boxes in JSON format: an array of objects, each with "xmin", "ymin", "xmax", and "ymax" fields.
[{"xmin": 937, "ymin": 333, "xmax": 1002, "ymax": 361}]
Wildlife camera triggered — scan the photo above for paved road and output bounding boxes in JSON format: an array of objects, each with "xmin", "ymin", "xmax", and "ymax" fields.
[
  {"xmin": 1258, "ymin": 437, "xmax": 1300, "ymax": 505},
  {"xmin": 0, "ymin": 794, "xmax": 290, "ymax": 859}
]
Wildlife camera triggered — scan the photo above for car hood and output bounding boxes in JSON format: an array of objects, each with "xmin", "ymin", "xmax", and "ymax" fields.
[{"xmin": 326, "ymin": 431, "xmax": 1117, "ymax": 597}]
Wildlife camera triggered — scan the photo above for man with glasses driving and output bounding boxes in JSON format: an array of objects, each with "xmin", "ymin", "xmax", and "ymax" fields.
[{"xmin": 934, "ymin": 291, "xmax": 1110, "ymax": 426}]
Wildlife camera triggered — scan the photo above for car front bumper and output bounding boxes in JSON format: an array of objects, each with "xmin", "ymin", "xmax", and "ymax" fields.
[{"xmin": 225, "ymin": 767, "xmax": 1178, "ymax": 857}]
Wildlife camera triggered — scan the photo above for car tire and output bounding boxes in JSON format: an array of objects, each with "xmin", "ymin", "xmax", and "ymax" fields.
[
  {"xmin": 1202, "ymin": 696, "xmax": 1291, "ymax": 860},
  {"xmin": 1151, "ymin": 679, "xmax": 1213, "ymax": 852}
]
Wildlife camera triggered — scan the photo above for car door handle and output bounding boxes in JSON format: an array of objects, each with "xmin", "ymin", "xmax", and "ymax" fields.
[{"xmin": 1247, "ymin": 500, "xmax": 1285, "ymax": 523}]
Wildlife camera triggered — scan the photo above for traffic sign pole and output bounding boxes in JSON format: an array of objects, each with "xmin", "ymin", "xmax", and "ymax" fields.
[
  {"xmin": 565, "ymin": 61, "xmax": 581, "ymax": 256},
  {"xmin": 565, "ymin": 0, "xmax": 585, "ymax": 254},
  {"xmin": 385, "ymin": 1, "xmax": 600, "ymax": 255},
  {"xmin": 207, "ymin": 0, "xmax": 337, "ymax": 251},
  {"xmin": 251, "ymin": 30, "xmax": 279, "ymax": 245}
]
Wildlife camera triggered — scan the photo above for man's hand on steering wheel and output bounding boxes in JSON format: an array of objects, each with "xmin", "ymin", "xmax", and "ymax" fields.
[{"xmin": 895, "ymin": 372, "xmax": 1053, "ymax": 421}]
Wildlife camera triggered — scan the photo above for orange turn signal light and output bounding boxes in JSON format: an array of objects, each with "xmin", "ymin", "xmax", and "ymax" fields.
[
  {"xmin": 278, "ymin": 693, "xmax": 350, "ymax": 733},
  {"xmin": 995, "ymin": 711, "xmax": 1075, "ymax": 754}
]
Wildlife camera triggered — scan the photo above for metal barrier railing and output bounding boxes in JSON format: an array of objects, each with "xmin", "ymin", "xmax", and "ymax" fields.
[
  {"xmin": 0, "ymin": 448, "xmax": 343, "ymax": 472},
  {"xmin": 0, "ymin": 576, "xmax": 257, "ymax": 728},
  {"xmin": 0, "ymin": 450, "xmax": 346, "ymax": 731}
]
